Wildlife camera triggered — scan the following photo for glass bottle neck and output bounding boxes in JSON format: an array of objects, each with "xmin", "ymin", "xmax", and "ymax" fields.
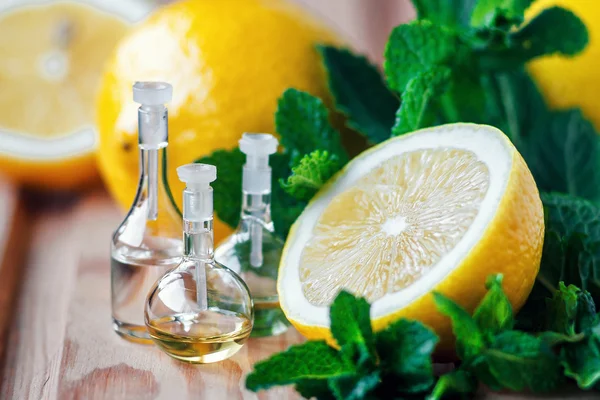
[
  {"xmin": 184, "ymin": 219, "xmax": 214, "ymax": 261},
  {"xmin": 241, "ymin": 191, "xmax": 272, "ymax": 224},
  {"xmin": 138, "ymin": 145, "xmax": 168, "ymax": 221}
]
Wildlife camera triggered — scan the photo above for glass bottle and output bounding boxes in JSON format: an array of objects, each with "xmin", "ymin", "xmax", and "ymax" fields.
[
  {"xmin": 215, "ymin": 133, "xmax": 289, "ymax": 337},
  {"xmin": 145, "ymin": 164, "xmax": 253, "ymax": 364},
  {"xmin": 111, "ymin": 81, "xmax": 182, "ymax": 344}
]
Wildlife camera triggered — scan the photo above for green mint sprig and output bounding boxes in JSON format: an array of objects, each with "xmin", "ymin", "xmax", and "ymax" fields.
[
  {"xmin": 280, "ymin": 150, "xmax": 342, "ymax": 202},
  {"xmin": 247, "ymin": 276, "xmax": 600, "ymax": 398},
  {"xmin": 539, "ymin": 283, "xmax": 600, "ymax": 389},
  {"xmin": 246, "ymin": 291, "xmax": 440, "ymax": 399},
  {"xmin": 519, "ymin": 193, "xmax": 600, "ymax": 318},
  {"xmin": 195, "ymin": 88, "xmax": 347, "ymax": 237},
  {"xmin": 434, "ymin": 276, "xmax": 563, "ymax": 393}
]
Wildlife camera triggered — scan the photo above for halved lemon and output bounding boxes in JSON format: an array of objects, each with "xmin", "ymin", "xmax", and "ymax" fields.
[
  {"xmin": 0, "ymin": 0, "xmax": 150, "ymax": 189},
  {"xmin": 278, "ymin": 124, "xmax": 544, "ymax": 347}
]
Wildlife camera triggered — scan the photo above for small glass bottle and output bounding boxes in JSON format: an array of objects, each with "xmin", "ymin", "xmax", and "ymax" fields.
[
  {"xmin": 145, "ymin": 164, "xmax": 253, "ymax": 364},
  {"xmin": 215, "ymin": 133, "xmax": 289, "ymax": 337},
  {"xmin": 111, "ymin": 82, "xmax": 182, "ymax": 344}
]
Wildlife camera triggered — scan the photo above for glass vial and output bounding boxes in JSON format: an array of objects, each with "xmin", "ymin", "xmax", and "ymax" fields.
[
  {"xmin": 145, "ymin": 164, "xmax": 253, "ymax": 364},
  {"xmin": 215, "ymin": 133, "xmax": 290, "ymax": 337},
  {"xmin": 111, "ymin": 82, "xmax": 183, "ymax": 344}
]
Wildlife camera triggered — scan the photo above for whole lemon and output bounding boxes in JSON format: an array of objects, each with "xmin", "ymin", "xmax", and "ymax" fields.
[
  {"xmin": 526, "ymin": 0, "xmax": 600, "ymax": 130},
  {"xmin": 96, "ymin": 0, "xmax": 339, "ymax": 242}
]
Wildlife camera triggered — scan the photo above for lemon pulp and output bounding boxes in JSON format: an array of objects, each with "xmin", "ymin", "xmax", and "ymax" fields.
[
  {"xmin": 0, "ymin": 2, "xmax": 130, "ymax": 137},
  {"xmin": 0, "ymin": 0, "xmax": 149, "ymax": 189},
  {"xmin": 300, "ymin": 149, "xmax": 491, "ymax": 306}
]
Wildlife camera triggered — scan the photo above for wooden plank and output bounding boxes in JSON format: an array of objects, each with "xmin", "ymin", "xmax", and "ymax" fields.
[
  {"xmin": 56, "ymin": 194, "xmax": 304, "ymax": 399},
  {"xmin": 1, "ymin": 192, "xmax": 305, "ymax": 399},
  {"xmin": 0, "ymin": 192, "xmax": 84, "ymax": 399},
  {"xmin": 0, "ymin": 180, "xmax": 28, "ymax": 376}
]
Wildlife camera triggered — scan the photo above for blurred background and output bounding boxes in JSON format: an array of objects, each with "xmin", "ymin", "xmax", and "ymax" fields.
[{"xmin": 0, "ymin": 0, "xmax": 414, "ymax": 203}]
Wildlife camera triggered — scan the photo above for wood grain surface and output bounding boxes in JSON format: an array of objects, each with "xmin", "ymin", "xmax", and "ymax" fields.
[
  {"xmin": 0, "ymin": 192, "xmax": 306, "ymax": 400},
  {"xmin": 0, "ymin": 180, "xmax": 28, "ymax": 373}
]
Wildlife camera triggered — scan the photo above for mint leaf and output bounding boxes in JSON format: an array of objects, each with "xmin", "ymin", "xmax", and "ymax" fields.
[
  {"xmin": 270, "ymin": 152, "xmax": 305, "ymax": 238},
  {"xmin": 479, "ymin": 69, "xmax": 546, "ymax": 148},
  {"xmin": 196, "ymin": 148, "xmax": 244, "ymax": 228},
  {"xmin": 539, "ymin": 331, "xmax": 586, "ymax": 347},
  {"xmin": 245, "ymin": 341, "xmax": 353, "ymax": 392},
  {"xmin": 392, "ymin": 66, "xmax": 451, "ymax": 136},
  {"xmin": 329, "ymin": 291, "xmax": 376, "ymax": 368},
  {"xmin": 275, "ymin": 88, "xmax": 348, "ymax": 163},
  {"xmin": 545, "ymin": 282, "xmax": 581, "ymax": 336},
  {"xmin": 483, "ymin": 330, "xmax": 562, "ymax": 392},
  {"xmin": 476, "ymin": 8, "xmax": 588, "ymax": 70},
  {"xmin": 575, "ymin": 290, "xmax": 599, "ymax": 333},
  {"xmin": 280, "ymin": 150, "xmax": 342, "ymax": 202},
  {"xmin": 525, "ymin": 111, "xmax": 600, "ymax": 201},
  {"xmin": 427, "ymin": 370, "xmax": 477, "ymax": 400},
  {"xmin": 318, "ymin": 46, "xmax": 398, "ymax": 144},
  {"xmin": 433, "ymin": 292, "xmax": 485, "ymax": 360},
  {"xmin": 384, "ymin": 20, "xmax": 464, "ymax": 93},
  {"xmin": 412, "ymin": 0, "xmax": 477, "ymax": 27},
  {"xmin": 473, "ymin": 274, "xmax": 514, "ymax": 337},
  {"xmin": 376, "ymin": 319, "xmax": 438, "ymax": 393},
  {"xmin": 471, "ymin": 0, "xmax": 533, "ymax": 28},
  {"xmin": 562, "ymin": 334, "xmax": 600, "ymax": 389},
  {"xmin": 520, "ymin": 231, "xmax": 597, "ymax": 332},
  {"xmin": 537, "ymin": 193, "xmax": 600, "ymax": 303},
  {"xmin": 469, "ymin": 355, "xmax": 503, "ymax": 391},
  {"xmin": 328, "ymin": 371, "xmax": 380, "ymax": 400},
  {"xmin": 518, "ymin": 192, "xmax": 600, "ymax": 331},
  {"xmin": 544, "ymin": 283, "xmax": 600, "ymax": 389},
  {"xmin": 443, "ymin": 69, "xmax": 489, "ymax": 124},
  {"xmin": 509, "ymin": 7, "xmax": 588, "ymax": 60},
  {"xmin": 295, "ymin": 379, "xmax": 334, "ymax": 400}
]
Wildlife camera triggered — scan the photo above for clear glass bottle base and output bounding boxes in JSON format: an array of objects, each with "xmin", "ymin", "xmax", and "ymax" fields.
[
  {"xmin": 112, "ymin": 318, "xmax": 154, "ymax": 344},
  {"xmin": 146, "ymin": 310, "xmax": 253, "ymax": 364},
  {"xmin": 111, "ymin": 251, "xmax": 179, "ymax": 344}
]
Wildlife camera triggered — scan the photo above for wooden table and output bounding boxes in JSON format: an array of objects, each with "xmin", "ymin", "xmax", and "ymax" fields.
[
  {"xmin": 0, "ymin": 180, "xmax": 303, "ymax": 399},
  {"xmin": 0, "ymin": 179, "xmax": 596, "ymax": 400}
]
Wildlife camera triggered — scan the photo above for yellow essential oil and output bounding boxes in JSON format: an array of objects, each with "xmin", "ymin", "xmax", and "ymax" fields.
[{"xmin": 147, "ymin": 310, "xmax": 252, "ymax": 364}]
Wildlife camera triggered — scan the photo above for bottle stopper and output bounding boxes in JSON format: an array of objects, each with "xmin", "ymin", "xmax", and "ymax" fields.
[
  {"xmin": 177, "ymin": 163, "xmax": 217, "ymax": 221},
  {"xmin": 239, "ymin": 133, "xmax": 278, "ymax": 194},
  {"xmin": 133, "ymin": 81, "xmax": 172, "ymax": 148},
  {"xmin": 133, "ymin": 81, "xmax": 173, "ymax": 105}
]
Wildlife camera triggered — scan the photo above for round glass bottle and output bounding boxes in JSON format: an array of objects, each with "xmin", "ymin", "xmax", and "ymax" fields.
[{"xmin": 145, "ymin": 164, "xmax": 253, "ymax": 363}]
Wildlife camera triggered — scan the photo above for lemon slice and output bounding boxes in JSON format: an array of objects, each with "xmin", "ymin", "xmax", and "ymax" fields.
[
  {"xmin": 278, "ymin": 124, "xmax": 544, "ymax": 346},
  {"xmin": 0, "ymin": 0, "xmax": 150, "ymax": 189}
]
